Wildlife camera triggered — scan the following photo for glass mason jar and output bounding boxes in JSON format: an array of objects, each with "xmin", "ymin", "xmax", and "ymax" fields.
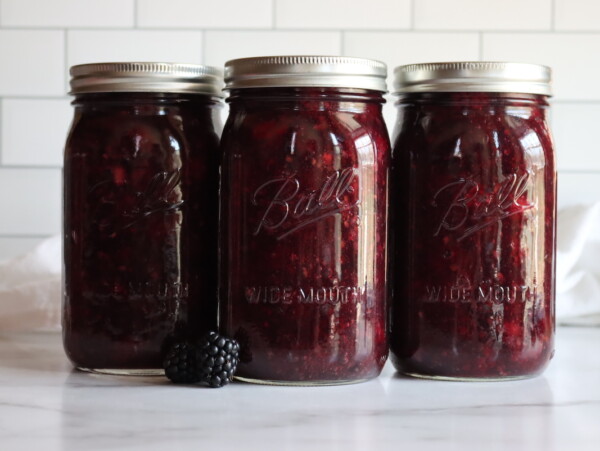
[
  {"xmin": 220, "ymin": 56, "xmax": 390, "ymax": 385},
  {"xmin": 389, "ymin": 62, "xmax": 556, "ymax": 380},
  {"xmin": 63, "ymin": 63, "xmax": 223, "ymax": 375}
]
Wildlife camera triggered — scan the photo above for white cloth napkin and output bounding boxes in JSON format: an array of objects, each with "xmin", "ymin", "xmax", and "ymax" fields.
[
  {"xmin": 0, "ymin": 235, "xmax": 61, "ymax": 332},
  {"xmin": 556, "ymin": 203, "xmax": 600, "ymax": 326},
  {"xmin": 1, "ymin": 203, "xmax": 600, "ymax": 332}
]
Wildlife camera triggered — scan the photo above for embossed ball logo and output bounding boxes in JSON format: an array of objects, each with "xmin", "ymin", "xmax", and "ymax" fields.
[
  {"xmin": 432, "ymin": 172, "xmax": 535, "ymax": 241},
  {"xmin": 251, "ymin": 168, "xmax": 360, "ymax": 240},
  {"xmin": 88, "ymin": 169, "xmax": 184, "ymax": 233}
]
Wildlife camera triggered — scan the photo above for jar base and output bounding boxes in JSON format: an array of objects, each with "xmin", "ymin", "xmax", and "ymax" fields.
[
  {"xmin": 234, "ymin": 375, "xmax": 372, "ymax": 387},
  {"xmin": 401, "ymin": 371, "xmax": 537, "ymax": 382},
  {"xmin": 77, "ymin": 367, "xmax": 165, "ymax": 377}
]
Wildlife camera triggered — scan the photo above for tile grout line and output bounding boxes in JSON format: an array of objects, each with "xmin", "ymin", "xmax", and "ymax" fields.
[
  {"xmin": 201, "ymin": 29, "xmax": 206, "ymax": 65},
  {"xmin": 0, "ymin": 234, "xmax": 53, "ymax": 239},
  {"xmin": 4, "ymin": 26, "xmax": 600, "ymax": 34},
  {"xmin": 559, "ymin": 170, "xmax": 600, "ymax": 174},
  {"xmin": 134, "ymin": 0, "xmax": 138, "ymax": 28},
  {"xmin": 272, "ymin": 0, "xmax": 277, "ymax": 29},
  {"xmin": 0, "ymin": 97, "xmax": 3, "ymax": 168},
  {"xmin": 63, "ymin": 28, "xmax": 69, "ymax": 94},
  {"xmin": 410, "ymin": 0, "xmax": 416, "ymax": 30},
  {"xmin": 551, "ymin": 0, "xmax": 556, "ymax": 31},
  {"xmin": 0, "ymin": 164, "xmax": 63, "ymax": 170},
  {"xmin": 1, "ymin": 95, "xmax": 70, "ymax": 100}
]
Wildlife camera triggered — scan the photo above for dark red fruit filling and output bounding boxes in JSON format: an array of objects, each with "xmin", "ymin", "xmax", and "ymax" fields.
[
  {"xmin": 220, "ymin": 88, "xmax": 390, "ymax": 382},
  {"xmin": 63, "ymin": 93, "xmax": 221, "ymax": 370},
  {"xmin": 389, "ymin": 92, "xmax": 556, "ymax": 379}
]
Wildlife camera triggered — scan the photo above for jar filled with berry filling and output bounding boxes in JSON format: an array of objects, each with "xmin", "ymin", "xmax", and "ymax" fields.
[
  {"xmin": 63, "ymin": 62, "xmax": 223, "ymax": 374},
  {"xmin": 220, "ymin": 56, "xmax": 390, "ymax": 385},
  {"xmin": 389, "ymin": 62, "xmax": 556, "ymax": 380}
]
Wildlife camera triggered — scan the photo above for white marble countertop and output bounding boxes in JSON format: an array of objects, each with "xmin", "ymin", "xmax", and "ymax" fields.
[{"xmin": 1, "ymin": 327, "xmax": 599, "ymax": 451}]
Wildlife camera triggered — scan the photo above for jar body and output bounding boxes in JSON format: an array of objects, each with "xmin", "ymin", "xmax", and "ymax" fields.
[
  {"xmin": 63, "ymin": 93, "xmax": 222, "ymax": 373},
  {"xmin": 389, "ymin": 92, "xmax": 556, "ymax": 380},
  {"xmin": 220, "ymin": 88, "xmax": 390, "ymax": 384}
]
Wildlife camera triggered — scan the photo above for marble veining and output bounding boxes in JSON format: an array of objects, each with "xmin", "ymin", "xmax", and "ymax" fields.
[{"xmin": 0, "ymin": 328, "xmax": 599, "ymax": 450}]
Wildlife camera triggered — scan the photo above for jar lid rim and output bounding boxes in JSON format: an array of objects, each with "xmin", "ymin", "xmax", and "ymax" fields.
[
  {"xmin": 393, "ymin": 61, "xmax": 552, "ymax": 96},
  {"xmin": 224, "ymin": 55, "xmax": 388, "ymax": 92},
  {"xmin": 69, "ymin": 62, "xmax": 224, "ymax": 96}
]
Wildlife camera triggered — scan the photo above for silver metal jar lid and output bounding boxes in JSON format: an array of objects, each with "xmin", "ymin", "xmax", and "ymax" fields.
[
  {"xmin": 224, "ymin": 56, "xmax": 387, "ymax": 92},
  {"xmin": 69, "ymin": 62, "xmax": 224, "ymax": 96},
  {"xmin": 393, "ymin": 62, "xmax": 552, "ymax": 96}
]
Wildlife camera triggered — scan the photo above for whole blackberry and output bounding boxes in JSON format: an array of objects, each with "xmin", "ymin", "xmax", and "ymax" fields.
[
  {"xmin": 163, "ymin": 341, "xmax": 206, "ymax": 384},
  {"xmin": 163, "ymin": 332, "xmax": 240, "ymax": 388},
  {"xmin": 197, "ymin": 331, "xmax": 240, "ymax": 388}
]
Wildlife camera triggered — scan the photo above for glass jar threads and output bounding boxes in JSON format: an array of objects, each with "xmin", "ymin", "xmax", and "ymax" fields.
[
  {"xmin": 389, "ymin": 62, "xmax": 556, "ymax": 380},
  {"xmin": 63, "ymin": 62, "xmax": 223, "ymax": 374},
  {"xmin": 220, "ymin": 56, "xmax": 390, "ymax": 385}
]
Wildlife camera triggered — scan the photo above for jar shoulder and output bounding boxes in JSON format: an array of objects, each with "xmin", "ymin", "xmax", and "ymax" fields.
[
  {"xmin": 66, "ymin": 105, "xmax": 220, "ymax": 158},
  {"xmin": 221, "ymin": 107, "xmax": 390, "ymax": 158},
  {"xmin": 391, "ymin": 104, "xmax": 554, "ymax": 167}
]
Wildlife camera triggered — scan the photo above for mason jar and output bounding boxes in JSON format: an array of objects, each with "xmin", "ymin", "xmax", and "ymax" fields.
[
  {"xmin": 220, "ymin": 56, "xmax": 390, "ymax": 385},
  {"xmin": 63, "ymin": 62, "xmax": 223, "ymax": 374},
  {"xmin": 389, "ymin": 62, "xmax": 556, "ymax": 380}
]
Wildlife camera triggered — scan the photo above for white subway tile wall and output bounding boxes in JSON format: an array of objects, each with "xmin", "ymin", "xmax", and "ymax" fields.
[
  {"xmin": 137, "ymin": 0, "xmax": 273, "ymax": 29},
  {"xmin": 343, "ymin": 32, "xmax": 480, "ymax": 67},
  {"xmin": 275, "ymin": 0, "xmax": 412, "ymax": 29},
  {"xmin": 0, "ymin": 168, "xmax": 61, "ymax": 236},
  {"xmin": 552, "ymin": 104, "xmax": 600, "ymax": 171},
  {"xmin": 482, "ymin": 33, "xmax": 600, "ymax": 100},
  {"xmin": 414, "ymin": 0, "xmax": 552, "ymax": 31},
  {"xmin": 1, "ymin": 99, "xmax": 71, "ymax": 167},
  {"xmin": 0, "ymin": 0, "xmax": 597, "ymax": 260},
  {"xmin": 0, "ymin": 0, "xmax": 135, "ymax": 28},
  {"xmin": 555, "ymin": 0, "xmax": 600, "ymax": 31},
  {"xmin": 0, "ymin": 30, "xmax": 64, "ymax": 96},
  {"xmin": 204, "ymin": 31, "xmax": 341, "ymax": 68},
  {"xmin": 67, "ymin": 30, "xmax": 203, "ymax": 68}
]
